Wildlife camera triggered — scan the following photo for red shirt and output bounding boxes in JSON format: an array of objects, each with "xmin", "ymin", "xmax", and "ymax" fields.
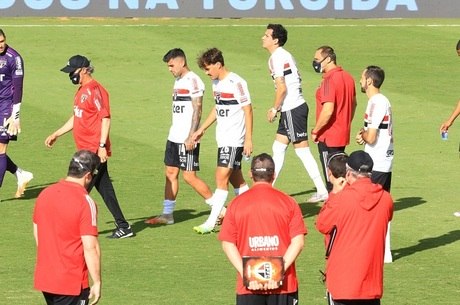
[
  {"xmin": 316, "ymin": 178, "xmax": 393, "ymax": 300},
  {"xmin": 315, "ymin": 67, "xmax": 356, "ymax": 147},
  {"xmin": 33, "ymin": 180, "xmax": 98, "ymax": 295},
  {"xmin": 73, "ymin": 79, "xmax": 112, "ymax": 155},
  {"xmin": 219, "ymin": 183, "xmax": 307, "ymax": 295}
]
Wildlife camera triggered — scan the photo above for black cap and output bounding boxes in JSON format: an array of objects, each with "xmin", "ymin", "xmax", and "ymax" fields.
[
  {"xmin": 60, "ymin": 55, "xmax": 90, "ymax": 73},
  {"xmin": 347, "ymin": 150, "xmax": 373, "ymax": 173}
]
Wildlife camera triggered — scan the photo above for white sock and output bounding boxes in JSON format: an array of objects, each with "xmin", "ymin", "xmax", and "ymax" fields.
[
  {"xmin": 205, "ymin": 196, "xmax": 214, "ymax": 207},
  {"xmin": 295, "ymin": 147, "xmax": 328, "ymax": 195},
  {"xmin": 384, "ymin": 222, "xmax": 392, "ymax": 262},
  {"xmin": 272, "ymin": 141, "xmax": 288, "ymax": 185},
  {"xmin": 234, "ymin": 184, "xmax": 249, "ymax": 196},
  {"xmin": 162, "ymin": 199, "xmax": 176, "ymax": 215},
  {"xmin": 204, "ymin": 189, "xmax": 228, "ymax": 228}
]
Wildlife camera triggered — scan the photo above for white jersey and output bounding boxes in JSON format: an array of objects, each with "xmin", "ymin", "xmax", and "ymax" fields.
[
  {"xmin": 212, "ymin": 72, "xmax": 251, "ymax": 147},
  {"xmin": 363, "ymin": 93, "xmax": 394, "ymax": 172},
  {"xmin": 268, "ymin": 47, "xmax": 305, "ymax": 112},
  {"xmin": 168, "ymin": 71, "xmax": 205, "ymax": 143}
]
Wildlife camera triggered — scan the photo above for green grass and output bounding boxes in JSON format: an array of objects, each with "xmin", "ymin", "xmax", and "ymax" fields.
[{"xmin": 1, "ymin": 17, "xmax": 460, "ymax": 305}]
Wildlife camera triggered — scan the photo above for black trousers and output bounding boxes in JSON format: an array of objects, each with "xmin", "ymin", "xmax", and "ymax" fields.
[
  {"xmin": 87, "ymin": 161, "xmax": 129, "ymax": 228},
  {"xmin": 318, "ymin": 141, "xmax": 346, "ymax": 192},
  {"xmin": 43, "ymin": 287, "xmax": 90, "ymax": 305}
]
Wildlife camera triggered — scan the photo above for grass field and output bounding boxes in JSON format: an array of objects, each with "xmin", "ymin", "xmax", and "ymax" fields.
[{"xmin": 0, "ymin": 17, "xmax": 459, "ymax": 305}]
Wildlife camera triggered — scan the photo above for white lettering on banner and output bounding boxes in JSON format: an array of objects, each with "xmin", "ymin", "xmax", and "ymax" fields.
[{"xmin": 109, "ymin": 0, "xmax": 178, "ymax": 9}]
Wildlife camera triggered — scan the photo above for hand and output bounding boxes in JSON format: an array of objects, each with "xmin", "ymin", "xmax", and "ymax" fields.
[
  {"xmin": 3, "ymin": 116, "xmax": 21, "ymax": 136},
  {"xmin": 355, "ymin": 129, "xmax": 365, "ymax": 145},
  {"xmin": 184, "ymin": 137, "xmax": 196, "ymax": 151},
  {"xmin": 89, "ymin": 281, "xmax": 101, "ymax": 305},
  {"xmin": 267, "ymin": 108, "xmax": 277, "ymax": 123},
  {"xmin": 45, "ymin": 134, "xmax": 58, "ymax": 148},
  {"xmin": 311, "ymin": 131, "xmax": 319, "ymax": 144},
  {"xmin": 440, "ymin": 121, "xmax": 451, "ymax": 133},
  {"xmin": 247, "ymin": 279, "xmax": 281, "ymax": 291},
  {"xmin": 98, "ymin": 147, "xmax": 108, "ymax": 163},
  {"xmin": 243, "ymin": 140, "xmax": 253, "ymax": 159},
  {"xmin": 192, "ymin": 129, "xmax": 204, "ymax": 143}
]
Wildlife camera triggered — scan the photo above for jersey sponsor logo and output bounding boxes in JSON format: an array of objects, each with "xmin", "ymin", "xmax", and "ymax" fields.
[
  {"xmin": 173, "ymin": 104, "xmax": 185, "ymax": 113},
  {"xmin": 216, "ymin": 108, "xmax": 229, "ymax": 117},
  {"xmin": 0, "ymin": 59, "xmax": 7, "ymax": 68},
  {"xmin": 249, "ymin": 235, "xmax": 280, "ymax": 251},
  {"xmin": 74, "ymin": 105, "xmax": 83, "ymax": 118}
]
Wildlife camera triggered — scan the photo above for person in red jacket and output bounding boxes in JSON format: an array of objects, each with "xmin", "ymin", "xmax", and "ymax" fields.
[{"xmin": 316, "ymin": 150, "xmax": 393, "ymax": 305}]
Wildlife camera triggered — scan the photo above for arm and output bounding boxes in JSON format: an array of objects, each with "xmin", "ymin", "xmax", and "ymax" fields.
[
  {"xmin": 185, "ymin": 96, "xmax": 203, "ymax": 151},
  {"xmin": 82, "ymin": 235, "xmax": 101, "ymax": 305},
  {"xmin": 440, "ymin": 99, "xmax": 460, "ymax": 132},
  {"xmin": 267, "ymin": 77, "xmax": 286, "ymax": 123},
  {"xmin": 44, "ymin": 116, "xmax": 74, "ymax": 148},
  {"xmin": 242, "ymin": 104, "xmax": 253, "ymax": 157},
  {"xmin": 283, "ymin": 234, "xmax": 305, "ymax": 271},
  {"xmin": 33, "ymin": 223, "xmax": 38, "ymax": 246},
  {"xmin": 221, "ymin": 241, "xmax": 243, "ymax": 277},
  {"xmin": 5, "ymin": 54, "xmax": 25, "ymax": 136},
  {"xmin": 356, "ymin": 127, "xmax": 378, "ymax": 145},
  {"xmin": 192, "ymin": 105, "xmax": 216, "ymax": 142},
  {"xmin": 98, "ymin": 117, "xmax": 110, "ymax": 162},
  {"xmin": 311, "ymin": 101, "xmax": 334, "ymax": 142}
]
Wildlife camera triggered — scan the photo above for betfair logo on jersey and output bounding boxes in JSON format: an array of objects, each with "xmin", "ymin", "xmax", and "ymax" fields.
[
  {"xmin": 249, "ymin": 235, "xmax": 280, "ymax": 251},
  {"xmin": 216, "ymin": 108, "xmax": 229, "ymax": 117},
  {"xmin": 173, "ymin": 104, "xmax": 185, "ymax": 113}
]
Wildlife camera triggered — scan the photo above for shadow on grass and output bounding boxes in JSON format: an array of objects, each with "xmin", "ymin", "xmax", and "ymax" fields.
[
  {"xmin": 392, "ymin": 230, "xmax": 460, "ymax": 261},
  {"xmin": 393, "ymin": 196, "xmax": 426, "ymax": 212},
  {"xmin": 290, "ymin": 189, "xmax": 321, "ymax": 218},
  {"xmin": 98, "ymin": 208, "xmax": 210, "ymax": 235},
  {"xmin": 1, "ymin": 182, "xmax": 54, "ymax": 202}
]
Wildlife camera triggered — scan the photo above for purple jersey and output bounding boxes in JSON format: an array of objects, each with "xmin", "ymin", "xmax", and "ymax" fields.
[{"xmin": 0, "ymin": 45, "xmax": 24, "ymax": 114}]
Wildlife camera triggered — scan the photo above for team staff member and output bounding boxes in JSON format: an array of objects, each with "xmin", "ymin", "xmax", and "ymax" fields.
[
  {"xmin": 45, "ymin": 55, "xmax": 133, "ymax": 239},
  {"xmin": 311, "ymin": 46, "xmax": 356, "ymax": 191},
  {"xmin": 356, "ymin": 66, "xmax": 394, "ymax": 262},
  {"xmin": 145, "ymin": 48, "xmax": 213, "ymax": 225},
  {"xmin": 262, "ymin": 24, "xmax": 328, "ymax": 203},
  {"xmin": 316, "ymin": 151, "xmax": 393, "ymax": 305},
  {"xmin": 33, "ymin": 150, "xmax": 101, "ymax": 305},
  {"xmin": 193, "ymin": 47, "xmax": 253, "ymax": 234},
  {"xmin": 0, "ymin": 28, "xmax": 33, "ymax": 198},
  {"xmin": 219, "ymin": 153, "xmax": 306, "ymax": 305}
]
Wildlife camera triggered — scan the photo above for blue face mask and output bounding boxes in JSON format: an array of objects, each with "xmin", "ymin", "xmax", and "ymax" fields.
[{"xmin": 312, "ymin": 57, "xmax": 328, "ymax": 73}]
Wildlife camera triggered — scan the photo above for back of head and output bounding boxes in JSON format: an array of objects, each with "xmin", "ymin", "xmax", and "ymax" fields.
[
  {"xmin": 267, "ymin": 24, "xmax": 288, "ymax": 47},
  {"xmin": 251, "ymin": 153, "xmax": 275, "ymax": 182},
  {"xmin": 163, "ymin": 48, "xmax": 187, "ymax": 64},
  {"xmin": 317, "ymin": 45, "xmax": 337, "ymax": 64},
  {"xmin": 68, "ymin": 150, "xmax": 100, "ymax": 178},
  {"xmin": 197, "ymin": 47, "xmax": 224, "ymax": 69},
  {"xmin": 346, "ymin": 150, "xmax": 373, "ymax": 178},
  {"xmin": 327, "ymin": 152, "xmax": 348, "ymax": 179},
  {"xmin": 365, "ymin": 65, "xmax": 385, "ymax": 89}
]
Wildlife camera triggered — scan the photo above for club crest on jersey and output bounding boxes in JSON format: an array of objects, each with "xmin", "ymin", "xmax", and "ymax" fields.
[
  {"xmin": 0, "ymin": 60, "xmax": 7, "ymax": 68},
  {"xmin": 80, "ymin": 94, "xmax": 88, "ymax": 104}
]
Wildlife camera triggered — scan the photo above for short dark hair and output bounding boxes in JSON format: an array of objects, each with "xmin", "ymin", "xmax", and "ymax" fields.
[
  {"xmin": 267, "ymin": 24, "xmax": 288, "ymax": 47},
  {"xmin": 197, "ymin": 47, "xmax": 224, "ymax": 69},
  {"xmin": 317, "ymin": 45, "xmax": 337, "ymax": 64},
  {"xmin": 364, "ymin": 65, "xmax": 385, "ymax": 89},
  {"xmin": 456, "ymin": 40, "xmax": 460, "ymax": 51},
  {"xmin": 251, "ymin": 153, "xmax": 275, "ymax": 182},
  {"xmin": 0, "ymin": 29, "xmax": 5, "ymax": 38},
  {"xmin": 163, "ymin": 48, "xmax": 187, "ymax": 65},
  {"xmin": 67, "ymin": 150, "xmax": 100, "ymax": 179},
  {"xmin": 327, "ymin": 152, "xmax": 348, "ymax": 179}
]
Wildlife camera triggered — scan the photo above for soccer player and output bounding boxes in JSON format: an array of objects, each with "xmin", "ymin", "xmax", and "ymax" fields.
[
  {"xmin": 45, "ymin": 55, "xmax": 133, "ymax": 239},
  {"xmin": 34, "ymin": 150, "xmax": 101, "ymax": 305},
  {"xmin": 144, "ymin": 48, "xmax": 213, "ymax": 225},
  {"xmin": 262, "ymin": 24, "xmax": 328, "ymax": 203},
  {"xmin": 193, "ymin": 47, "xmax": 253, "ymax": 234},
  {"xmin": 0, "ymin": 28, "xmax": 33, "ymax": 198},
  {"xmin": 219, "ymin": 153, "xmax": 306, "ymax": 305},
  {"xmin": 356, "ymin": 65, "xmax": 394, "ymax": 263},
  {"xmin": 311, "ymin": 46, "xmax": 357, "ymax": 192}
]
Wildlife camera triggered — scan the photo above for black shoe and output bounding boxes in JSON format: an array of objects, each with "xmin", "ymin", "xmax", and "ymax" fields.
[{"xmin": 107, "ymin": 226, "xmax": 134, "ymax": 239}]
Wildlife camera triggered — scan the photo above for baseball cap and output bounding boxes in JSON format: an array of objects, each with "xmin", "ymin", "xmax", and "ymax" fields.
[
  {"xmin": 60, "ymin": 55, "xmax": 90, "ymax": 73},
  {"xmin": 346, "ymin": 150, "xmax": 373, "ymax": 173}
]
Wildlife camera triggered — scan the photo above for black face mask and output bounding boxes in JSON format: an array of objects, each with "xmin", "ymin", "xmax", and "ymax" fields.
[
  {"xmin": 312, "ymin": 56, "xmax": 328, "ymax": 73},
  {"xmin": 69, "ymin": 71, "xmax": 80, "ymax": 85}
]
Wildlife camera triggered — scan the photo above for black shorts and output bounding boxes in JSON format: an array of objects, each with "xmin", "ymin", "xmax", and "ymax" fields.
[
  {"xmin": 276, "ymin": 103, "xmax": 309, "ymax": 143},
  {"xmin": 164, "ymin": 140, "xmax": 200, "ymax": 171},
  {"xmin": 217, "ymin": 146, "xmax": 243, "ymax": 170},
  {"xmin": 237, "ymin": 291, "xmax": 298, "ymax": 305},
  {"xmin": 371, "ymin": 171, "xmax": 392, "ymax": 192},
  {"xmin": 43, "ymin": 287, "xmax": 90, "ymax": 305}
]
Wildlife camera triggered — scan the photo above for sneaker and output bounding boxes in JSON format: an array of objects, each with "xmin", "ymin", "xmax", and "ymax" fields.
[
  {"xmin": 193, "ymin": 224, "xmax": 215, "ymax": 234},
  {"xmin": 106, "ymin": 226, "xmax": 134, "ymax": 239},
  {"xmin": 454, "ymin": 211, "xmax": 460, "ymax": 217},
  {"xmin": 15, "ymin": 169, "xmax": 33, "ymax": 198},
  {"xmin": 307, "ymin": 192, "xmax": 329, "ymax": 203},
  {"xmin": 144, "ymin": 214, "xmax": 174, "ymax": 225}
]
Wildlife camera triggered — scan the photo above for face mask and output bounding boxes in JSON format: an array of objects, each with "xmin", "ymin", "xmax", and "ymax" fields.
[
  {"xmin": 312, "ymin": 57, "xmax": 328, "ymax": 73},
  {"xmin": 69, "ymin": 71, "xmax": 80, "ymax": 85}
]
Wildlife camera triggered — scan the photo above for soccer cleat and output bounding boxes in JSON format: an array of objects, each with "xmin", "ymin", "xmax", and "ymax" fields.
[
  {"xmin": 144, "ymin": 214, "xmax": 174, "ymax": 225},
  {"xmin": 192, "ymin": 224, "xmax": 215, "ymax": 234},
  {"xmin": 15, "ymin": 169, "xmax": 33, "ymax": 198},
  {"xmin": 306, "ymin": 192, "xmax": 329, "ymax": 203},
  {"xmin": 453, "ymin": 211, "xmax": 460, "ymax": 217},
  {"xmin": 106, "ymin": 226, "xmax": 134, "ymax": 239}
]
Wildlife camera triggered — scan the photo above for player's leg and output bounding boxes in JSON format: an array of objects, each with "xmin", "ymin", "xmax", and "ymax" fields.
[
  {"xmin": 229, "ymin": 168, "xmax": 248, "ymax": 195},
  {"xmin": 0, "ymin": 142, "xmax": 9, "ymax": 191},
  {"xmin": 272, "ymin": 113, "xmax": 290, "ymax": 185},
  {"xmin": 7, "ymin": 155, "xmax": 34, "ymax": 198},
  {"xmin": 181, "ymin": 143, "xmax": 213, "ymax": 203},
  {"xmin": 93, "ymin": 162, "xmax": 133, "ymax": 239}
]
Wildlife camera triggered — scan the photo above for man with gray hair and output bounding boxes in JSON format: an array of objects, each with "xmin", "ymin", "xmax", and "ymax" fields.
[{"xmin": 316, "ymin": 150, "xmax": 393, "ymax": 305}]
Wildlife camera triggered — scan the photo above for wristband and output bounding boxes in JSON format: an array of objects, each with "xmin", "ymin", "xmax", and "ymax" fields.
[
  {"xmin": 12, "ymin": 103, "xmax": 21, "ymax": 120},
  {"xmin": 99, "ymin": 143, "xmax": 106, "ymax": 148}
]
